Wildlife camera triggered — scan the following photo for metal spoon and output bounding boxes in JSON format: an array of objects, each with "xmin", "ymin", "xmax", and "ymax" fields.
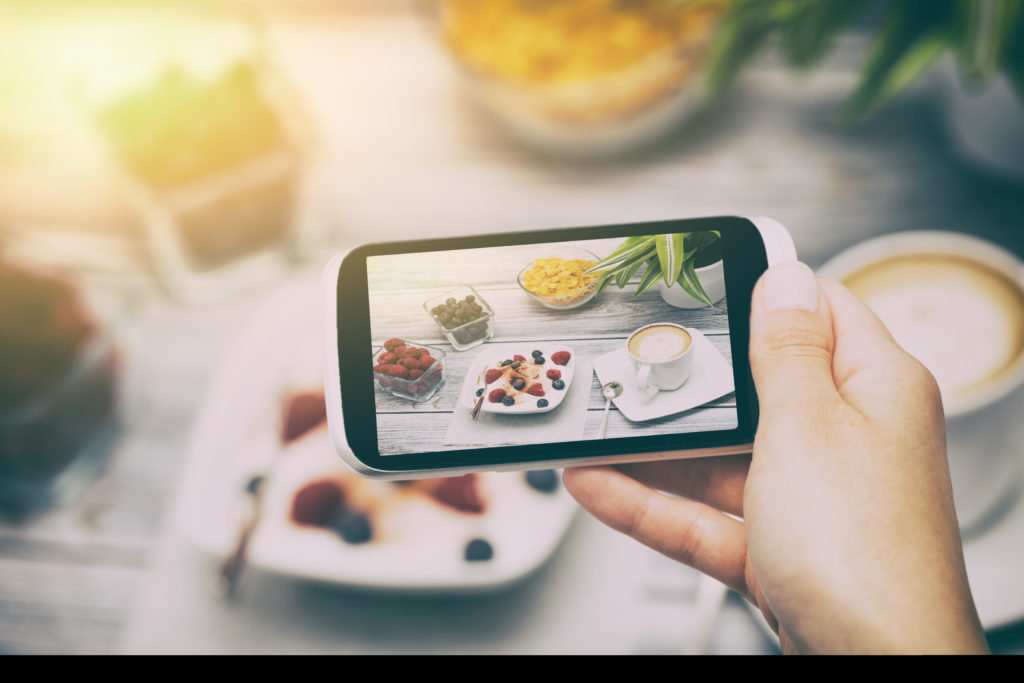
[{"xmin": 597, "ymin": 381, "xmax": 623, "ymax": 439}]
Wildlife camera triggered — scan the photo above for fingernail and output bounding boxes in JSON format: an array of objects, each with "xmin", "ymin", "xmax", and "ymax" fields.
[{"xmin": 763, "ymin": 261, "xmax": 819, "ymax": 312}]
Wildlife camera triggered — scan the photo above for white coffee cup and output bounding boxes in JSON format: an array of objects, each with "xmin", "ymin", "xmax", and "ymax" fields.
[
  {"xmin": 819, "ymin": 232, "xmax": 1024, "ymax": 535},
  {"xmin": 627, "ymin": 323, "xmax": 695, "ymax": 401}
]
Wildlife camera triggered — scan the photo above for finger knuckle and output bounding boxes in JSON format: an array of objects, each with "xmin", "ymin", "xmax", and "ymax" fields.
[{"xmin": 761, "ymin": 327, "xmax": 832, "ymax": 358}]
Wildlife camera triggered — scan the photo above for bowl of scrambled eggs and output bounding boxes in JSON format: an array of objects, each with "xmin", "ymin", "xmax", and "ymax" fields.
[{"xmin": 517, "ymin": 247, "xmax": 601, "ymax": 310}]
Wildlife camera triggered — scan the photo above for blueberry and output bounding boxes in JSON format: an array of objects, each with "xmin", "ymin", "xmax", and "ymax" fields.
[
  {"xmin": 464, "ymin": 538, "xmax": 494, "ymax": 562},
  {"xmin": 501, "ymin": 359, "xmax": 514, "ymax": 367},
  {"xmin": 534, "ymin": 356, "xmax": 545, "ymax": 365},
  {"xmin": 476, "ymin": 388, "xmax": 484, "ymax": 397},
  {"xmin": 525, "ymin": 469, "xmax": 559, "ymax": 493},
  {"xmin": 536, "ymin": 398, "xmax": 549, "ymax": 408},
  {"xmin": 512, "ymin": 378, "xmax": 526, "ymax": 391},
  {"xmin": 552, "ymin": 379, "xmax": 565, "ymax": 390},
  {"xmin": 334, "ymin": 511, "xmax": 373, "ymax": 544},
  {"xmin": 502, "ymin": 396, "xmax": 515, "ymax": 406},
  {"xmin": 531, "ymin": 350, "xmax": 543, "ymax": 358},
  {"xmin": 244, "ymin": 474, "xmax": 264, "ymax": 495}
]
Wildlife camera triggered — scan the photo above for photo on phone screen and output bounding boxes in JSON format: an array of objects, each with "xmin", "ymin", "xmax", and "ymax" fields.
[{"xmin": 366, "ymin": 230, "xmax": 739, "ymax": 456}]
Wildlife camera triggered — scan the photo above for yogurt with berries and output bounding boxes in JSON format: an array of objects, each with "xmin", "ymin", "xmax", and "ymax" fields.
[{"xmin": 463, "ymin": 345, "xmax": 575, "ymax": 414}]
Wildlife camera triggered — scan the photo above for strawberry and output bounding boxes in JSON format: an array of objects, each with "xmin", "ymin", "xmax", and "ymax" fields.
[
  {"xmin": 526, "ymin": 383, "xmax": 545, "ymax": 397},
  {"xmin": 484, "ymin": 368, "xmax": 503, "ymax": 384},
  {"xmin": 546, "ymin": 369, "xmax": 561, "ymax": 380},
  {"xmin": 419, "ymin": 355, "xmax": 437, "ymax": 370},
  {"xmin": 552, "ymin": 351, "xmax": 571, "ymax": 366},
  {"xmin": 430, "ymin": 474, "xmax": 485, "ymax": 514},
  {"xmin": 384, "ymin": 338, "xmax": 405, "ymax": 352},
  {"xmin": 488, "ymin": 388, "xmax": 506, "ymax": 403},
  {"xmin": 384, "ymin": 364, "xmax": 409, "ymax": 379}
]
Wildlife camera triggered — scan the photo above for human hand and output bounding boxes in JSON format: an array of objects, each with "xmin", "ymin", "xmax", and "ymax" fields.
[{"xmin": 564, "ymin": 261, "xmax": 988, "ymax": 654}]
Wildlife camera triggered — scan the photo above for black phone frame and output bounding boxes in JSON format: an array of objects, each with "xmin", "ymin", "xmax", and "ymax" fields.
[{"xmin": 336, "ymin": 216, "xmax": 766, "ymax": 472}]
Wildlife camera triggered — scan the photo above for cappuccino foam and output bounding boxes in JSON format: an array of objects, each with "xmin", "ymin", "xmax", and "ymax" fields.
[
  {"xmin": 629, "ymin": 325, "xmax": 691, "ymax": 361},
  {"xmin": 843, "ymin": 255, "xmax": 1024, "ymax": 398}
]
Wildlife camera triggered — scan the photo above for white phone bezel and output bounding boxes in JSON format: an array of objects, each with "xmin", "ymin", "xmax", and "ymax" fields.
[{"xmin": 322, "ymin": 216, "xmax": 796, "ymax": 479}]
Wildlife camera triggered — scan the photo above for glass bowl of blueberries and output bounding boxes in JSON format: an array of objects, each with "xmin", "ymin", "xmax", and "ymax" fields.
[{"xmin": 423, "ymin": 286, "xmax": 495, "ymax": 351}]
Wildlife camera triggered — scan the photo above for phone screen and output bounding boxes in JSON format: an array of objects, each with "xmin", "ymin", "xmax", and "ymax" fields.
[{"xmin": 365, "ymin": 229, "xmax": 740, "ymax": 457}]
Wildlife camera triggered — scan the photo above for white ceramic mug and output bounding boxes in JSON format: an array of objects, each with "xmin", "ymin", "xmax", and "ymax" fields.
[
  {"xmin": 819, "ymin": 232, "xmax": 1024, "ymax": 535},
  {"xmin": 627, "ymin": 323, "xmax": 695, "ymax": 401}
]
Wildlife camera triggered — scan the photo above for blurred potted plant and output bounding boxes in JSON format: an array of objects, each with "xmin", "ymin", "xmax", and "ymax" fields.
[
  {"xmin": 706, "ymin": 0, "xmax": 1024, "ymax": 177},
  {"xmin": 588, "ymin": 231, "xmax": 724, "ymax": 308},
  {"xmin": 93, "ymin": 5, "xmax": 313, "ymax": 302}
]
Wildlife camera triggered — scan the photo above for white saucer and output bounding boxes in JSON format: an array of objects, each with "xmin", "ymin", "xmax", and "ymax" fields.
[{"xmin": 592, "ymin": 330, "xmax": 735, "ymax": 422}]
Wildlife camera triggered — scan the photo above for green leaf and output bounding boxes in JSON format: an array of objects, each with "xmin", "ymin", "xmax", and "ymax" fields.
[
  {"xmin": 634, "ymin": 262, "xmax": 664, "ymax": 297},
  {"xmin": 656, "ymin": 233, "xmax": 686, "ymax": 286},
  {"xmin": 592, "ymin": 270, "xmax": 617, "ymax": 299},
  {"xmin": 780, "ymin": 0, "xmax": 869, "ymax": 69},
  {"xmin": 585, "ymin": 236, "xmax": 656, "ymax": 274},
  {"xmin": 616, "ymin": 257, "xmax": 646, "ymax": 288},
  {"xmin": 839, "ymin": 1, "xmax": 955, "ymax": 123},
  {"xmin": 677, "ymin": 259, "xmax": 714, "ymax": 307}
]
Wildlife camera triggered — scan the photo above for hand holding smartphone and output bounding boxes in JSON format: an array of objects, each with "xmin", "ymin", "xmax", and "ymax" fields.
[{"xmin": 323, "ymin": 216, "xmax": 795, "ymax": 478}]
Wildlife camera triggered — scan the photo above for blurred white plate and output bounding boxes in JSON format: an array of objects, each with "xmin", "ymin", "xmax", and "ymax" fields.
[
  {"xmin": 458, "ymin": 344, "xmax": 575, "ymax": 414},
  {"xmin": 176, "ymin": 278, "xmax": 579, "ymax": 591}
]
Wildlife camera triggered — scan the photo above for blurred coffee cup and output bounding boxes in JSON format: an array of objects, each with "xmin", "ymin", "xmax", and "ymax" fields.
[{"xmin": 819, "ymin": 232, "xmax": 1024, "ymax": 535}]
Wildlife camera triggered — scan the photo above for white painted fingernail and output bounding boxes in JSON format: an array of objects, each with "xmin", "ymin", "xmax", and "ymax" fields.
[{"xmin": 763, "ymin": 261, "xmax": 819, "ymax": 312}]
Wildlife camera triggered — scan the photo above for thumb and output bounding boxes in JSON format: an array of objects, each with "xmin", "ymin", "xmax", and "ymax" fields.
[{"xmin": 749, "ymin": 261, "xmax": 840, "ymax": 418}]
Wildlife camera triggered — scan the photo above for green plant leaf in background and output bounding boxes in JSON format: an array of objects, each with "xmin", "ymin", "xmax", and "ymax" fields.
[
  {"xmin": 839, "ymin": 0, "xmax": 955, "ymax": 123},
  {"xmin": 706, "ymin": 0, "xmax": 1024, "ymax": 122}
]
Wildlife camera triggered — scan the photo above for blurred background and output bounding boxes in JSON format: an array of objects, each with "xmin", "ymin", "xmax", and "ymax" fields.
[{"xmin": 2, "ymin": 0, "xmax": 1023, "ymax": 654}]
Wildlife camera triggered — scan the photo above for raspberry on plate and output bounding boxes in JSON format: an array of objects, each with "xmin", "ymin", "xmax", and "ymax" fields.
[
  {"xmin": 488, "ymin": 388, "xmax": 506, "ymax": 403},
  {"xmin": 513, "ymin": 354, "xmax": 526, "ymax": 362},
  {"xmin": 552, "ymin": 351, "xmax": 571, "ymax": 366},
  {"xmin": 485, "ymin": 368, "xmax": 503, "ymax": 384},
  {"xmin": 546, "ymin": 369, "xmax": 561, "ymax": 380},
  {"xmin": 526, "ymin": 383, "xmax": 545, "ymax": 397}
]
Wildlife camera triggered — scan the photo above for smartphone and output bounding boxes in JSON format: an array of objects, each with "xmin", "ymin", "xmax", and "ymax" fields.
[{"xmin": 323, "ymin": 216, "xmax": 795, "ymax": 479}]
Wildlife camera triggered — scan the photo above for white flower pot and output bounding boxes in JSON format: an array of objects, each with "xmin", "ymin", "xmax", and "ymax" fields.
[
  {"xmin": 941, "ymin": 59, "xmax": 1024, "ymax": 180},
  {"xmin": 656, "ymin": 259, "xmax": 725, "ymax": 308}
]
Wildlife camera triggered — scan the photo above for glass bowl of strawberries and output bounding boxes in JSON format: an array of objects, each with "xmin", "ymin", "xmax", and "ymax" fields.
[{"xmin": 372, "ymin": 338, "xmax": 446, "ymax": 402}]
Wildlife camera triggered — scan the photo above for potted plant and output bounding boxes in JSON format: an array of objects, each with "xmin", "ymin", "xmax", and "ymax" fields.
[
  {"xmin": 587, "ymin": 231, "xmax": 724, "ymax": 308},
  {"xmin": 705, "ymin": 0, "xmax": 1024, "ymax": 177}
]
